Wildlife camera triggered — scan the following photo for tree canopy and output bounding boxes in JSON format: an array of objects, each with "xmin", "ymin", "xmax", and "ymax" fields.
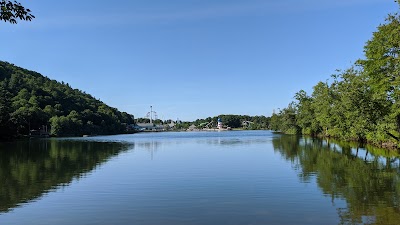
[
  {"xmin": 0, "ymin": 0, "xmax": 34, "ymax": 24},
  {"xmin": 0, "ymin": 61, "xmax": 135, "ymax": 139},
  {"xmin": 192, "ymin": 114, "xmax": 270, "ymax": 130},
  {"xmin": 271, "ymin": 2, "xmax": 400, "ymax": 148}
]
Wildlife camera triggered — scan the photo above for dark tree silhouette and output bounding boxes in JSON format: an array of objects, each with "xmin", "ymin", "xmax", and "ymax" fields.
[{"xmin": 1, "ymin": 0, "xmax": 34, "ymax": 24}]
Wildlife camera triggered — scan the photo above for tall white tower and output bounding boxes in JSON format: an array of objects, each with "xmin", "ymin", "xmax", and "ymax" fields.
[{"xmin": 217, "ymin": 118, "xmax": 223, "ymax": 130}]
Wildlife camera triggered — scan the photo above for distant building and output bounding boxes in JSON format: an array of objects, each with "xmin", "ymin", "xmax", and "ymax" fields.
[
  {"xmin": 135, "ymin": 123, "xmax": 164, "ymax": 131},
  {"xmin": 242, "ymin": 121, "xmax": 253, "ymax": 127},
  {"xmin": 136, "ymin": 123, "xmax": 154, "ymax": 130},
  {"xmin": 187, "ymin": 124, "xmax": 198, "ymax": 131},
  {"xmin": 168, "ymin": 121, "xmax": 176, "ymax": 129},
  {"xmin": 30, "ymin": 125, "xmax": 49, "ymax": 137}
]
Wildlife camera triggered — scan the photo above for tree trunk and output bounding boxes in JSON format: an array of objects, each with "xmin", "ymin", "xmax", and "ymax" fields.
[
  {"xmin": 386, "ymin": 131, "xmax": 399, "ymax": 141},
  {"xmin": 397, "ymin": 114, "xmax": 400, "ymax": 137}
]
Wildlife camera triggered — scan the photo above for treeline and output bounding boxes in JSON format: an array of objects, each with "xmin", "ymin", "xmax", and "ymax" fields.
[
  {"xmin": 270, "ymin": 3, "xmax": 400, "ymax": 148},
  {"xmin": 192, "ymin": 114, "xmax": 270, "ymax": 130},
  {"xmin": 136, "ymin": 118, "xmax": 164, "ymax": 124},
  {"xmin": 0, "ymin": 61, "xmax": 135, "ymax": 139},
  {"xmin": 135, "ymin": 115, "xmax": 270, "ymax": 130}
]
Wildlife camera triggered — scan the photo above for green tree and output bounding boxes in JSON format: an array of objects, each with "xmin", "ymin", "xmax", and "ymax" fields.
[
  {"xmin": 0, "ymin": 61, "xmax": 135, "ymax": 138},
  {"xmin": 311, "ymin": 81, "xmax": 335, "ymax": 136},
  {"xmin": 0, "ymin": 0, "xmax": 34, "ymax": 24},
  {"xmin": 331, "ymin": 68, "xmax": 387, "ymax": 141},
  {"xmin": 217, "ymin": 115, "xmax": 241, "ymax": 128},
  {"xmin": 357, "ymin": 3, "xmax": 400, "ymax": 143},
  {"xmin": 280, "ymin": 103, "xmax": 300, "ymax": 134},
  {"xmin": 294, "ymin": 90, "xmax": 318, "ymax": 135},
  {"xmin": 267, "ymin": 1, "xmax": 400, "ymax": 148},
  {"xmin": 270, "ymin": 111, "xmax": 282, "ymax": 131},
  {"xmin": 0, "ymin": 81, "xmax": 14, "ymax": 139}
]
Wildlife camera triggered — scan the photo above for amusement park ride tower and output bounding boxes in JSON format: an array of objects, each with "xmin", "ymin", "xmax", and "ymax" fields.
[{"xmin": 146, "ymin": 106, "xmax": 157, "ymax": 123}]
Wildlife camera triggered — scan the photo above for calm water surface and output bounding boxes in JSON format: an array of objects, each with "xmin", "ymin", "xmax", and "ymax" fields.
[{"xmin": 0, "ymin": 131, "xmax": 399, "ymax": 225}]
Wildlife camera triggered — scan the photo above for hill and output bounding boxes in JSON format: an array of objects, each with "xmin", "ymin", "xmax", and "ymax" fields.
[{"xmin": 0, "ymin": 61, "xmax": 134, "ymax": 139}]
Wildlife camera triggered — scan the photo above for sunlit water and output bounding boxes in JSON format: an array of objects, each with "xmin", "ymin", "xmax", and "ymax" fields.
[{"xmin": 0, "ymin": 131, "xmax": 399, "ymax": 225}]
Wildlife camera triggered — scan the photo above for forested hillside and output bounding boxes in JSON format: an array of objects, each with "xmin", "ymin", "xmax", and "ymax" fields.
[
  {"xmin": 0, "ymin": 61, "xmax": 134, "ymax": 139},
  {"xmin": 270, "ymin": 4, "xmax": 400, "ymax": 148}
]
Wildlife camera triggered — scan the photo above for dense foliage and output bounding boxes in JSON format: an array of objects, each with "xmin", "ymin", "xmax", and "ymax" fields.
[
  {"xmin": 0, "ymin": 0, "xmax": 34, "ymax": 24},
  {"xmin": 192, "ymin": 114, "xmax": 270, "ymax": 130},
  {"xmin": 0, "ymin": 61, "xmax": 135, "ymax": 139},
  {"xmin": 136, "ymin": 118, "xmax": 164, "ymax": 124},
  {"xmin": 270, "ymin": 3, "xmax": 400, "ymax": 148}
]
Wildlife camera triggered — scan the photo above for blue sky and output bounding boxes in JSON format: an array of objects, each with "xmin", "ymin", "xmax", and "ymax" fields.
[{"xmin": 0, "ymin": 0, "xmax": 396, "ymax": 121}]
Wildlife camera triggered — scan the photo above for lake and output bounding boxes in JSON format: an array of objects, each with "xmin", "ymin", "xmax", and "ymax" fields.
[{"xmin": 0, "ymin": 131, "xmax": 399, "ymax": 225}]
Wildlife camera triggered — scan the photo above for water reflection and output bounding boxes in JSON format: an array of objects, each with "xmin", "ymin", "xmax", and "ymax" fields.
[
  {"xmin": 137, "ymin": 140, "xmax": 161, "ymax": 160},
  {"xmin": 0, "ymin": 139, "xmax": 132, "ymax": 213},
  {"xmin": 272, "ymin": 135, "xmax": 400, "ymax": 225},
  {"xmin": 202, "ymin": 137, "xmax": 270, "ymax": 146},
  {"xmin": 2, "ymin": 132, "xmax": 400, "ymax": 225},
  {"xmin": 130, "ymin": 131, "xmax": 273, "ymax": 159}
]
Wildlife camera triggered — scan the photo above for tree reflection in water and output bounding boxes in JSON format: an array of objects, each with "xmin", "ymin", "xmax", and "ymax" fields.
[
  {"xmin": 0, "ymin": 139, "xmax": 133, "ymax": 213},
  {"xmin": 272, "ymin": 135, "xmax": 400, "ymax": 225}
]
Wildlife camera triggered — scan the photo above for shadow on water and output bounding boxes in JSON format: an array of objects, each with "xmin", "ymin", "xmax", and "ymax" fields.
[
  {"xmin": 0, "ymin": 139, "xmax": 133, "ymax": 214},
  {"xmin": 272, "ymin": 134, "xmax": 400, "ymax": 225}
]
